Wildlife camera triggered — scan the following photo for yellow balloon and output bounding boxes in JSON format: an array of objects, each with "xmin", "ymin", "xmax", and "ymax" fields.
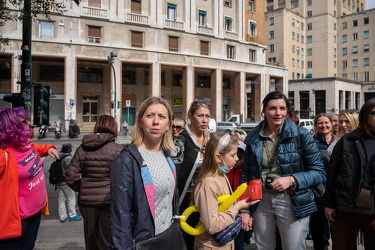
[
  {"xmin": 180, "ymin": 183, "xmax": 248, "ymax": 235},
  {"xmin": 180, "ymin": 194, "xmax": 230, "ymax": 236},
  {"xmin": 218, "ymin": 183, "xmax": 247, "ymax": 212}
]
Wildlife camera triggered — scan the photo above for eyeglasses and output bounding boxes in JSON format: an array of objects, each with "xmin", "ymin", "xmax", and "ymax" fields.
[
  {"xmin": 370, "ymin": 111, "xmax": 375, "ymax": 117},
  {"xmin": 172, "ymin": 125, "xmax": 182, "ymax": 131},
  {"xmin": 192, "ymin": 100, "xmax": 211, "ymax": 107}
]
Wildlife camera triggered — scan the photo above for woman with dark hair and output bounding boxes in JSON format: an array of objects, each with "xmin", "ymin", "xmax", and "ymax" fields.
[
  {"xmin": 310, "ymin": 113, "xmax": 335, "ymax": 250},
  {"xmin": 325, "ymin": 98, "xmax": 375, "ymax": 250},
  {"xmin": 111, "ymin": 97, "xmax": 181, "ymax": 250},
  {"xmin": 241, "ymin": 91, "xmax": 326, "ymax": 249},
  {"xmin": 0, "ymin": 108, "xmax": 58, "ymax": 249},
  {"xmin": 172, "ymin": 99, "xmax": 211, "ymax": 250},
  {"xmin": 65, "ymin": 115, "xmax": 124, "ymax": 250}
]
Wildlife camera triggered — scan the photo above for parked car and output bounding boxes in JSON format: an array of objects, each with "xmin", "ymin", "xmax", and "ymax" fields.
[
  {"xmin": 216, "ymin": 122, "xmax": 240, "ymax": 134},
  {"xmin": 208, "ymin": 118, "xmax": 217, "ymax": 133},
  {"xmin": 299, "ymin": 119, "xmax": 314, "ymax": 134}
]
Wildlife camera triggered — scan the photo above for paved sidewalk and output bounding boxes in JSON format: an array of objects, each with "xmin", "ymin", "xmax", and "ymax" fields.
[{"xmin": 35, "ymin": 217, "xmax": 85, "ymax": 250}]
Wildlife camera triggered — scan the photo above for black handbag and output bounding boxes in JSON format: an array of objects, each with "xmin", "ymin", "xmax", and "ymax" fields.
[{"xmin": 133, "ymin": 221, "xmax": 187, "ymax": 250}]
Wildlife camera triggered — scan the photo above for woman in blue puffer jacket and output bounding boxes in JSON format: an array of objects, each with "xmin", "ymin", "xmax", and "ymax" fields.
[{"xmin": 240, "ymin": 91, "xmax": 326, "ymax": 250}]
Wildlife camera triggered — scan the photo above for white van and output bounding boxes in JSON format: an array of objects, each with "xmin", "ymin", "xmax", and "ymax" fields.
[
  {"xmin": 208, "ymin": 118, "xmax": 217, "ymax": 133},
  {"xmin": 299, "ymin": 119, "xmax": 314, "ymax": 134}
]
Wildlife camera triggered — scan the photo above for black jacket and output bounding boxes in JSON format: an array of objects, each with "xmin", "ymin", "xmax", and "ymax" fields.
[
  {"xmin": 326, "ymin": 130, "xmax": 375, "ymax": 208},
  {"xmin": 172, "ymin": 128, "xmax": 201, "ymax": 209}
]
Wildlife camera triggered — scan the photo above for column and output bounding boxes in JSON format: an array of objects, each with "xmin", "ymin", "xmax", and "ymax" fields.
[
  {"xmin": 64, "ymin": 53, "xmax": 77, "ymax": 130},
  {"xmin": 234, "ymin": 71, "xmax": 246, "ymax": 118},
  {"xmin": 182, "ymin": 65, "xmax": 194, "ymax": 118},
  {"xmin": 211, "ymin": 69, "xmax": 222, "ymax": 121},
  {"xmin": 237, "ymin": 0, "xmax": 243, "ymax": 41},
  {"xmin": 150, "ymin": 62, "xmax": 161, "ymax": 97}
]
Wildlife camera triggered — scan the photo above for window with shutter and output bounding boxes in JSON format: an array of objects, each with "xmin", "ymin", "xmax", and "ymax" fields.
[
  {"xmin": 88, "ymin": 26, "xmax": 101, "ymax": 43},
  {"xmin": 131, "ymin": 31, "xmax": 143, "ymax": 48},
  {"xmin": 169, "ymin": 36, "xmax": 179, "ymax": 52},
  {"xmin": 88, "ymin": 0, "xmax": 101, "ymax": 8},
  {"xmin": 200, "ymin": 41, "xmax": 209, "ymax": 55},
  {"xmin": 131, "ymin": 0, "xmax": 142, "ymax": 13}
]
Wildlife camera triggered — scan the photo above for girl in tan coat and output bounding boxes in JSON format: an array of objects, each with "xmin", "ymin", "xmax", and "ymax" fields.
[{"xmin": 192, "ymin": 133, "xmax": 259, "ymax": 249}]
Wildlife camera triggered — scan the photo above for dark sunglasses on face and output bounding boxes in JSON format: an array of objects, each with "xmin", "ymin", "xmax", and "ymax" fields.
[
  {"xmin": 172, "ymin": 125, "xmax": 182, "ymax": 131},
  {"xmin": 192, "ymin": 100, "xmax": 211, "ymax": 107}
]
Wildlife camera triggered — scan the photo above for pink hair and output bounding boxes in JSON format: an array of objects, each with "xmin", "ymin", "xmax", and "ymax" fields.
[{"xmin": 0, "ymin": 108, "xmax": 33, "ymax": 149}]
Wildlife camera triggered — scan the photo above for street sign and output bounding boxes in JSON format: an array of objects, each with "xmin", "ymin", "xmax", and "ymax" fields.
[{"xmin": 126, "ymin": 100, "xmax": 131, "ymax": 107}]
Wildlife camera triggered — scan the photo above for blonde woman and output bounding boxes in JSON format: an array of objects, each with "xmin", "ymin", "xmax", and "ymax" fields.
[
  {"xmin": 327, "ymin": 110, "xmax": 359, "ymax": 155},
  {"xmin": 111, "ymin": 97, "xmax": 180, "ymax": 249},
  {"xmin": 172, "ymin": 118, "xmax": 186, "ymax": 137}
]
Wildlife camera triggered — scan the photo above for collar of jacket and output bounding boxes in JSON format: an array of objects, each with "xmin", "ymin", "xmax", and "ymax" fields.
[{"xmin": 247, "ymin": 118, "xmax": 298, "ymax": 144}]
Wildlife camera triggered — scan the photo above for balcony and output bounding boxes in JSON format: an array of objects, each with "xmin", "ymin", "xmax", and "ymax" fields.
[
  {"xmin": 126, "ymin": 12, "xmax": 149, "ymax": 25},
  {"xmin": 81, "ymin": 6, "xmax": 108, "ymax": 19},
  {"xmin": 247, "ymin": 35, "xmax": 258, "ymax": 43},
  {"xmin": 225, "ymin": 31, "xmax": 238, "ymax": 40},
  {"xmin": 197, "ymin": 25, "xmax": 214, "ymax": 35},
  {"xmin": 164, "ymin": 19, "xmax": 185, "ymax": 30}
]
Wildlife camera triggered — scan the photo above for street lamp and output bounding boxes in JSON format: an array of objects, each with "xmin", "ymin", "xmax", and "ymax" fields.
[{"xmin": 108, "ymin": 52, "xmax": 117, "ymax": 119}]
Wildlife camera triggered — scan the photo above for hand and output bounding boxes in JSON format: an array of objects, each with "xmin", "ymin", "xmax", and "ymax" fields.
[
  {"xmin": 325, "ymin": 207, "xmax": 335, "ymax": 221},
  {"xmin": 240, "ymin": 213, "xmax": 253, "ymax": 231},
  {"xmin": 48, "ymin": 148, "xmax": 59, "ymax": 160},
  {"xmin": 270, "ymin": 176, "xmax": 291, "ymax": 192},
  {"xmin": 235, "ymin": 198, "xmax": 260, "ymax": 210}
]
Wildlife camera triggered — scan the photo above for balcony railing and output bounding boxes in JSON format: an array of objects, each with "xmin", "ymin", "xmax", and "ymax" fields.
[
  {"xmin": 197, "ymin": 25, "xmax": 214, "ymax": 35},
  {"xmin": 225, "ymin": 31, "xmax": 238, "ymax": 40},
  {"xmin": 81, "ymin": 6, "xmax": 108, "ymax": 18},
  {"xmin": 247, "ymin": 35, "xmax": 258, "ymax": 43},
  {"xmin": 164, "ymin": 19, "xmax": 185, "ymax": 30},
  {"xmin": 126, "ymin": 12, "xmax": 149, "ymax": 25}
]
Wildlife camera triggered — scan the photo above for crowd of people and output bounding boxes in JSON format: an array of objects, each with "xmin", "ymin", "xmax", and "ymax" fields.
[{"xmin": 1, "ymin": 93, "xmax": 375, "ymax": 250}]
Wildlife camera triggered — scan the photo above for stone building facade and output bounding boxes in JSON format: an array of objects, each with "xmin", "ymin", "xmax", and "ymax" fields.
[{"xmin": 0, "ymin": 0, "xmax": 287, "ymax": 131}]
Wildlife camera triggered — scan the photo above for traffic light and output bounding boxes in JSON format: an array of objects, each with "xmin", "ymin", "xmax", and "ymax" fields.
[
  {"xmin": 111, "ymin": 101, "xmax": 114, "ymax": 109},
  {"xmin": 108, "ymin": 52, "xmax": 117, "ymax": 64},
  {"xmin": 33, "ymin": 85, "xmax": 50, "ymax": 126},
  {"xmin": 3, "ymin": 93, "xmax": 21, "ymax": 107}
]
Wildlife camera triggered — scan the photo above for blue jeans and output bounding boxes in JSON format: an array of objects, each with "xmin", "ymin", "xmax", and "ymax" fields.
[
  {"xmin": 122, "ymin": 128, "xmax": 127, "ymax": 136},
  {"xmin": 253, "ymin": 192, "xmax": 309, "ymax": 250},
  {"xmin": 0, "ymin": 211, "xmax": 41, "ymax": 250}
]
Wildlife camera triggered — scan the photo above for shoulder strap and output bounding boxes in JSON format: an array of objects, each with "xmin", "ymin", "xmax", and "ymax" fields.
[{"xmin": 293, "ymin": 128, "xmax": 305, "ymax": 171}]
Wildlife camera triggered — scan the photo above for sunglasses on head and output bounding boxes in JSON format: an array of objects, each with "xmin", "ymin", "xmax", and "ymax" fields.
[
  {"xmin": 172, "ymin": 125, "xmax": 182, "ymax": 131},
  {"xmin": 192, "ymin": 100, "xmax": 211, "ymax": 107}
]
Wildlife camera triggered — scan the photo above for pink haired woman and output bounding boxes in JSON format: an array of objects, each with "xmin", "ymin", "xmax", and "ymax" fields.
[{"xmin": 0, "ymin": 108, "xmax": 58, "ymax": 249}]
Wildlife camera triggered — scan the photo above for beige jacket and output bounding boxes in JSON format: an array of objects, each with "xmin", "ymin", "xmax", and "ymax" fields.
[{"xmin": 193, "ymin": 173, "xmax": 238, "ymax": 250}]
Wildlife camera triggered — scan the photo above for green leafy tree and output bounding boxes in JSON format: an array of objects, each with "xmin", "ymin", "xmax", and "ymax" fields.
[{"xmin": 0, "ymin": 0, "xmax": 67, "ymax": 49}]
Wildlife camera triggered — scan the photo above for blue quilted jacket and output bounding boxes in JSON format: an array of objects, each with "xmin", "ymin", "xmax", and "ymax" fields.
[{"xmin": 242, "ymin": 118, "xmax": 326, "ymax": 216}]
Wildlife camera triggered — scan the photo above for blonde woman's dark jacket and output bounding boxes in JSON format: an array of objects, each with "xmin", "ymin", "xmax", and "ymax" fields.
[{"xmin": 65, "ymin": 133, "xmax": 125, "ymax": 206}]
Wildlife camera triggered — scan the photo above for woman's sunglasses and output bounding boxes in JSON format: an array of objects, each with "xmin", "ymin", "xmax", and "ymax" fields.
[
  {"xmin": 192, "ymin": 100, "xmax": 211, "ymax": 107},
  {"xmin": 172, "ymin": 125, "xmax": 182, "ymax": 131}
]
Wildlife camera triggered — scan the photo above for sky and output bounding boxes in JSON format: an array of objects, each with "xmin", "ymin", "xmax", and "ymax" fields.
[{"xmin": 367, "ymin": 1, "xmax": 375, "ymax": 9}]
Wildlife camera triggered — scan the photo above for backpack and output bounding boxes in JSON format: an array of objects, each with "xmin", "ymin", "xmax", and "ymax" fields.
[{"xmin": 49, "ymin": 154, "xmax": 69, "ymax": 190}]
